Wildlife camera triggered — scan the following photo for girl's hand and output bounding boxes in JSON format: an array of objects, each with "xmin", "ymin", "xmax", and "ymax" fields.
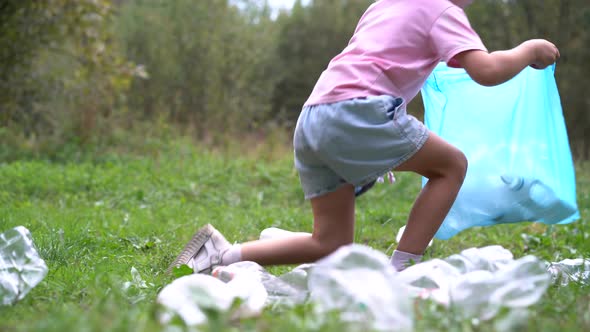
[{"xmin": 524, "ymin": 39, "xmax": 560, "ymax": 69}]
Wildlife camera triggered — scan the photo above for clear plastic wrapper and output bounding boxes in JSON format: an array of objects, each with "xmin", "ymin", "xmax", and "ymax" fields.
[
  {"xmin": 0, "ymin": 226, "xmax": 48, "ymax": 306},
  {"xmin": 157, "ymin": 227, "xmax": 581, "ymax": 329}
]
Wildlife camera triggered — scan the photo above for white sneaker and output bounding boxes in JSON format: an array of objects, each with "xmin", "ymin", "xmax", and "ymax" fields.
[{"xmin": 167, "ymin": 224, "xmax": 231, "ymax": 275}]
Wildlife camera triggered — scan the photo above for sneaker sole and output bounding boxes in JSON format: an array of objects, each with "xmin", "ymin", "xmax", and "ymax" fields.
[{"xmin": 166, "ymin": 224, "xmax": 214, "ymax": 275}]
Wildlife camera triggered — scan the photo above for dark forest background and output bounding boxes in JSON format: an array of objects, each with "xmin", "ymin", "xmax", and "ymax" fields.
[{"xmin": 1, "ymin": 0, "xmax": 589, "ymax": 159}]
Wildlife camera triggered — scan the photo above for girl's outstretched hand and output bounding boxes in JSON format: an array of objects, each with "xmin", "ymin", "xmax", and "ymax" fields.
[
  {"xmin": 454, "ymin": 39, "xmax": 560, "ymax": 86},
  {"xmin": 525, "ymin": 39, "xmax": 560, "ymax": 69}
]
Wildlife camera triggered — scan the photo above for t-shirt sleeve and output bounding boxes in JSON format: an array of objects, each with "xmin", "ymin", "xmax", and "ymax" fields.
[{"xmin": 430, "ymin": 6, "xmax": 488, "ymax": 64}]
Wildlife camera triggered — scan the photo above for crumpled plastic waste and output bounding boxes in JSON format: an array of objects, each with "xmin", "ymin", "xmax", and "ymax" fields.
[
  {"xmin": 0, "ymin": 226, "xmax": 48, "ymax": 306},
  {"xmin": 213, "ymin": 253, "xmax": 415, "ymax": 331},
  {"xmin": 156, "ymin": 266, "xmax": 267, "ymax": 326},
  {"xmin": 157, "ymin": 244, "xmax": 413, "ymax": 331},
  {"xmin": 213, "ymin": 261, "xmax": 311, "ymax": 308},
  {"xmin": 397, "ymin": 246, "xmax": 551, "ymax": 321},
  {"xmin": 547, "ymin": 258, "xmax": 590, "ymax": 286},
  {"xmin": 157, "ymin": 227, "xmax": 588, "ymax": 330},
  {"xmin": 308, "ymin": 244, "xmax": 414, "ymax": 331}
]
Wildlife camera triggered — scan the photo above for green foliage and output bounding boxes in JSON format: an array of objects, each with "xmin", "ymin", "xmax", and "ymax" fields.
[
  {"xmin": 116, "ymin": 0, "xmax": 278, "ymax": 134},
  {"xmin": 1, "ymin": 0, "xmax": 590, "ymax": 157},
  {"xmin": 172, "ymin": 264, "xmax": 193, "ymax": 279},
  {"xmin": 0, "ymin": 0, "xmax": 139, "ymax": 143}
]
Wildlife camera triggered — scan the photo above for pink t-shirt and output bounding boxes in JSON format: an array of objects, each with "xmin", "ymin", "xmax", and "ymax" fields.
[{"xmin": 304, "ymin": 0, "xmax": 487, "ymax": 106}]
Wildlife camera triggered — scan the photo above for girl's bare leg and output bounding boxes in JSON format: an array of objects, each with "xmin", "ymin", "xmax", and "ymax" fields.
[
  {"xmin": 240, "ymin": 184, "xmax": 356, "ymax": 265},
  {"xmin": 394, "ymin": 132, "xmax": 468, "ymax": 254},
  {"xmin": 171, "ymin": 131, "xmax": 464, "ymax": 273},
  {"xmin": 240, "ymin": 131, "xmax": 466, "ymax": 265}
]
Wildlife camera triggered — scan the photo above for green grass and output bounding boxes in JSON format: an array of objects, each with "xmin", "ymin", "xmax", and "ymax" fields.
[{"xmin": 0, "ymin": 139, "xmax": 588, "ymax": 332}]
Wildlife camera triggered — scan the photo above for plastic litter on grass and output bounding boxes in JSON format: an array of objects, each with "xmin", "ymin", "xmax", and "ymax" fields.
[
  {"xmin": 0, "ymin": 226, "xmax": 48, "ymax": 306},
  {"xmin": 156, "ymin": 227, "xmax": 589, "ymax": 331}
]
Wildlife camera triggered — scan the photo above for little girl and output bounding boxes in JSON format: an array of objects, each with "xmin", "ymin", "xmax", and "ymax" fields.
[{"xmin": 169, "ymin": 0, "xmax": 559, "ymax": 274}]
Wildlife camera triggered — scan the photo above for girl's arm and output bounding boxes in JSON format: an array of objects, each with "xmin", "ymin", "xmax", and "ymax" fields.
[{"xmin": 454, "ymin": 39, "xmax": 560, "ymax": 87}]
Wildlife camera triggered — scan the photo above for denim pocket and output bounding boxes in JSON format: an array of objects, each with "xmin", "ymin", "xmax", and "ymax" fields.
[{"xmin": 385, "ymin": 97, "xmax": 405, "ymax": 120}]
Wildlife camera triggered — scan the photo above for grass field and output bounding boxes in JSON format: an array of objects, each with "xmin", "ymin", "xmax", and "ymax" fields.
[{"xmin": 0, "ymin": 140, "xmax": 588, "ymax": 331}]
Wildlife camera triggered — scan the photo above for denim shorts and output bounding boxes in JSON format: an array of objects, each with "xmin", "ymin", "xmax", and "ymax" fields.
[{"xmin": 293, "ymin": 95, "xmax": 429, "ymax": 199}]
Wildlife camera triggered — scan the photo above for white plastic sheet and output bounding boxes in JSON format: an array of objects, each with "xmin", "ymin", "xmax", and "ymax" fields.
[
  {"xmin": 156, "ymin": 267, "xmax": 267, "ymax": 326},
  {"xmin": 157, "ymin": 242, "xmax": 558, "ymax": 330}
]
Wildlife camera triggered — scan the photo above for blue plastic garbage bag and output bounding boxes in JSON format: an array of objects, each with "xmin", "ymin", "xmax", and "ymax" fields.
[{"xmin": 421, "ymin": 63, "xmax": 579, "ymax": 240}]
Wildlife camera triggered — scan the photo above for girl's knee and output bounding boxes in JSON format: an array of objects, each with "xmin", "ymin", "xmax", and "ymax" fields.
[
  {"xmin": 453, "ymin": 149, "xmax": 468, "ymax": 180},
  {"xmin": 432, "ymin": 148, "xmax": 467, "ymax": 181}
]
